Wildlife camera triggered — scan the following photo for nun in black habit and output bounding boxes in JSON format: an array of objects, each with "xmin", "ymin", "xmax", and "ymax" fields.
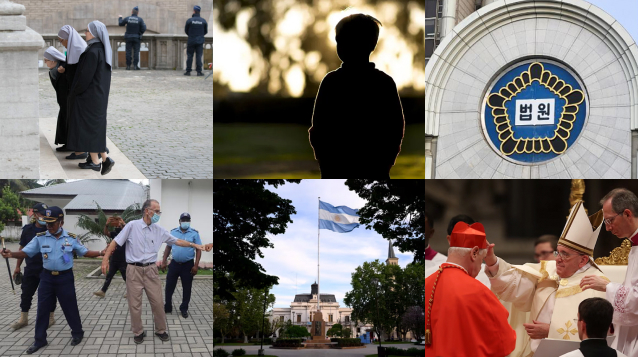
[
  {"xmin": 43, "ymin": 47, "xmax": 69, "ymax": 150},
  {"xmin": 67, "ymin": 20, "xmax": 115, "ymax": 175}
]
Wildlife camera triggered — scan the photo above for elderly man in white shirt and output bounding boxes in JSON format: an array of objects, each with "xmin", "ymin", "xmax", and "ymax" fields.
[{"xmin": 101, "ymin": 199, "xmax": 205, "ymax": 344}]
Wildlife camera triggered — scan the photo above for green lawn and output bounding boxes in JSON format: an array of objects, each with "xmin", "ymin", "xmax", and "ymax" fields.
[{"xmin": 214, "ymin": 123, "xmax": 424, "ymax": 179}]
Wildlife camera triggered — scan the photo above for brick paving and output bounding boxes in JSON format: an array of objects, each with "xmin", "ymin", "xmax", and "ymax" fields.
[
  {"xmin": 38, "ymin": 70, "xmax": 213, "ymax": 179},
  {"xmin": 0, "ymin": 243, "xmax": 214, "ymax": 356}
]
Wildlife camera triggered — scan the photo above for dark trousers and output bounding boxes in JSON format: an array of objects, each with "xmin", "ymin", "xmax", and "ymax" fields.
[
  {"xmin": 35, "ymin": 270, "xmax": 83, "ymax": 347},
  {"xmin": 164, "ymin": 260, "xmax": 194, "ymax": 313},
  {"xmin": 101, "ymin": 261, "xmax": 127, "ymax": 292},
  {"xmin": 125, "ymin": 39, "xmax": 141, "ymax": 67},
  {"xmin": 186, "ymin": 43, "xmax": 203, "ymax": 73},
  {"xmin": 21, "ymin": 268, "xmax": 56, "ymax": 313}
]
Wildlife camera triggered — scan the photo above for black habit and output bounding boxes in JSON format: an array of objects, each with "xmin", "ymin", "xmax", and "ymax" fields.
[
  {"xmin": 49, "ymin": 62, "xmax": 69, "ymax": 145},
  {"xmin": 66, "ymin": 42, "xmax": 111, "ymax": 153}
]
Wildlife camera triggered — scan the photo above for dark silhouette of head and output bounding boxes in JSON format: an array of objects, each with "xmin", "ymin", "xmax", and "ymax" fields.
[
  {"xmin": 132, "ymin": 6, "xmax": 138, "ymax": 16},
  {"xmin": 335, "ymin": 13, "xmax": 382, "ymax": 63},
  {"xmin": 577, "ymin": 297, "xmax": 614, "ymax": 339}
]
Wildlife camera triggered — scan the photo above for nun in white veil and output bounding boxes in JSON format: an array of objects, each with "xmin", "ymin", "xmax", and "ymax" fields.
[{"xmin": 67, "ymin": 20, "xmax": 114, "ymax": 175}]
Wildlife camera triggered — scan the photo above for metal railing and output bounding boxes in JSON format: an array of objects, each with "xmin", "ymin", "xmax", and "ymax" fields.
[{"xmin": 40, "ymin": 34, "xmax": 213, "ymax": 70}]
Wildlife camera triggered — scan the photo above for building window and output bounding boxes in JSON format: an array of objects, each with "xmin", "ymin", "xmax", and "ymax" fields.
[
  {"xmin": 279, "ymin": 316, "xmax": 284, "ymax": 322},
  {"xmin": 297, "ymin": 314, "xmax": 301, "ymax": 323},
  {"xmin": 329, "ymin": 314, "xmax": 333, "ymax": 322},
  {"xmin": 345, "ymin": 316, "xmax": 350, "ymax": 323}
]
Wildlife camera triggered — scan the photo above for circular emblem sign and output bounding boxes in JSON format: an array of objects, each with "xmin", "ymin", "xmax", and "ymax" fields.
[{"xmin": 482, "ymin": 61, "xmax": 588, "ymax": 164}]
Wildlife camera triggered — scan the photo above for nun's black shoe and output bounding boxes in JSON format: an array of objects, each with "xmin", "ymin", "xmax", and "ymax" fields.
[
  {"xmin": 126, "ymin": 65, "xmax": 131, "ymax": 70},
  {"xmin": 78, "ymin": 161, "xmax": 101, "ymax": 171},
  {"xmin": 56, "ymin": 145, "xmax": 72, "ymax": 152},
  {"xmin": 184, "ymin": 71, "xmax": 191, "ymax": 76},
  {"xmin": 135, "ymin": 66, "xmax": 140, "ymax": 70},
  {"xmin": 101, "ymin": 157, "xmax": 115, "ymax": 175},
  {"xmin": 65, "ymin": 152, "xmax": 87, "ymax": 160},
  {"xmin": 197, "ymin": 72, "xmax": 204, "ymax": 76}
]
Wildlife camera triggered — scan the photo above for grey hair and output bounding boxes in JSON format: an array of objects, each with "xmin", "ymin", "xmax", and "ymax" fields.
[
  {"xmin": 600, "ymin": 188, "xmax": 638, "ymax": 216},
  {"xmin": 142, "ymin": 199, "xmax": 159, "ymax": 212},
  {"xmin": 448, "ymin": 247, "xmax": 487, "ymax": 258}
]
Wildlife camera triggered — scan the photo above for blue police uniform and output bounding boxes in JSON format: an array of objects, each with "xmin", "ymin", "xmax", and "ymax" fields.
[
  {"xmin": 164, "ymin": 227, "xmax": 201, "ymax": 313},
  {"xmin": 119, "ymin": 12, "xmax": 147, "ymax": 68},
  {"xmin": 22, "ymin": 228, "xmax": 88, "ymax": 347},
  {"xmin": 184, "ymin": 11, "xmax": 208, "ymax": 73},
  {"xmin": 18, "ymin": 222, "xmax": 56, "ymax": 313}
]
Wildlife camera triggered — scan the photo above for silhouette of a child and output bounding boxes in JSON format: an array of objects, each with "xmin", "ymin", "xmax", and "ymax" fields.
[{"xmin": 309, "ymin": 13, "xmax": 405, "ymax": 179}]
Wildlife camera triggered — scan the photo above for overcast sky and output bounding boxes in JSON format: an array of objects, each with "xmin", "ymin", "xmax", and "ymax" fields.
[
  {"xmin": 256, "ymin": 180, "xmax": 416, "ymax": 308},
  {"xmin": 587, "ymin": 0, "xmax": 638, "ymax": 43}
]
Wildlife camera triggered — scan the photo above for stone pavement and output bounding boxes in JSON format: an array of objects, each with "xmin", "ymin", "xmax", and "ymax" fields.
[
  {"xmin": 38, "ymin": 69, "xmax": 213, "ymax": 179},
  {"xmin": 0, "ymin": 243, "xmax": 214, "ymax": 356},
  {"xmin": 215, "ymin": 343, "xmax": 424, "ymax": 356}
]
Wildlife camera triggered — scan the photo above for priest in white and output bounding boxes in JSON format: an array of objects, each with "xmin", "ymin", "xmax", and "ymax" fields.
[
  {"xmin": 485, "ymin": 201, "xmax": 609, "ymax": 357},
  {"xmin": 581, "ymin": 188, "xmax": 638, "ymax": 357},
  {"xmin": 424, "ymin": 214, "xmax": 490, "ymax": 287}
]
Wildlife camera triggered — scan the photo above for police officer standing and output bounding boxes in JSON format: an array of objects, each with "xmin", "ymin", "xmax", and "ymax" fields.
[
  {"xmin": 1, "ymin": 206, "xmax": 105, "ymax": 354},
  {"xmin": 119, "ymin": 6, "xmax": 146, "ymax": 70},
  {"xmin": 162, "ymin": 212, "xmax": 201, "ymax": 318},
  {"xmin": 184, "ymin": 5, "xmax": 208, "ymax": 76},
  {"xmin": 10, "ymin": 203, "xmax": 56, "ymax": 330}
]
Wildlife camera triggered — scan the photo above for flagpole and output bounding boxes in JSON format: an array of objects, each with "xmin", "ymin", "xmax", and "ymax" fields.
[{"xmin": 317, "ymin": 197, "xmax": 320, "ymax": 313}]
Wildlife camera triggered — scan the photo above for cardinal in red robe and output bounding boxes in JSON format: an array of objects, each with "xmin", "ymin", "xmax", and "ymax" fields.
[{"xmin": 425, "ymin": 222, "xmax": 516, "ymax": 357}]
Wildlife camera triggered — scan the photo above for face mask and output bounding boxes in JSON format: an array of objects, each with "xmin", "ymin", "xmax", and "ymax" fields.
[
  {"xmin": 180, "ymin": 222, "xmax": 190, "ymax": 230},
  {"xmin": 37, "ymin": 219, "xmax": 46, "ymax": 226},
  {"xmin": 55, "ymin": 226, "xmax": 63, "ymax": 235},
  {"xmin": 151, "ymin": 213, "xmax": 161, "ymax": 224}
]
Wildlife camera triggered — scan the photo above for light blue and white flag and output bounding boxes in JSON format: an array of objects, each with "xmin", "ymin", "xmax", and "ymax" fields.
[{"xmin": 319, "ymin": 200, "xmax": 360, "ymax": 233}]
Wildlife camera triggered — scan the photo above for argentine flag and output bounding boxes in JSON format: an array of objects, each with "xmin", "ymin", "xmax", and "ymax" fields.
[{"xmin": 319, "ymin": 200, "xmax": 360, "ymax": 233}]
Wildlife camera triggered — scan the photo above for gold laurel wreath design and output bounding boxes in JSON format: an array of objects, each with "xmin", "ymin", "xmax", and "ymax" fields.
[{"xmin": 486, "ymin": 62, "xmax": 585, "ymax": 156}]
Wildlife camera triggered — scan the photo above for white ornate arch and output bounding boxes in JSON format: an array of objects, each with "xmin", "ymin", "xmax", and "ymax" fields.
[{"xmin": 425, "ymin": 0, "xmax": 638, "ymax": 178}]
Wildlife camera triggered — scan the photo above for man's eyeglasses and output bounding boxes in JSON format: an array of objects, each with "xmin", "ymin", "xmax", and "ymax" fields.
[
  {"xmin": 554, "ymin": 250, "xmax": 585, "ymax": 260},
  {"xmin": 604, "ymin": 212, "xmax": 622, "ymax": 226}
]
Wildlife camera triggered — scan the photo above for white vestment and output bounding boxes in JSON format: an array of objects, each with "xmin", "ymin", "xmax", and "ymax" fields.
[{"xmin": 606, "ymin": 245, "xmax": 638, "ymax": 357}]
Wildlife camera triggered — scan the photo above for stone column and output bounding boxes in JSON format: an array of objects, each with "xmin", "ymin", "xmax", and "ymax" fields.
[{"xmin": 0, "ymin": 0, "xmax": 43, "ymax": 178}]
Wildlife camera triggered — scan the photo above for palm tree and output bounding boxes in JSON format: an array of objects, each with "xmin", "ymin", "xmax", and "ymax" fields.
[{"xmin": 75, "ymin": 202, "xmax": 142, "ymax": 245}]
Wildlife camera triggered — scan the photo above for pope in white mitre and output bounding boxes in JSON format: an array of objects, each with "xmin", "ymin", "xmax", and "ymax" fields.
[{"xmin": 484, "ymin": 201, "xmax": 610, "ymax": 357}]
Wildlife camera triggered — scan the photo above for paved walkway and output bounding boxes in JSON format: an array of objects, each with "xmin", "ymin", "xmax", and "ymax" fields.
[
  {"xmin": 215, "ymin": 343, "xmax": 423, "ymax": 356},
  {"xmin": 38, "ymin": 69, "xmax": 213, "ymax": 179},
  {"xmin": 0, "ymin": 243, "xmax": 214, "ymax": 356},
  {"xmin": 39, "ymin": 117, "xmax": 146, "ymax": 179}
]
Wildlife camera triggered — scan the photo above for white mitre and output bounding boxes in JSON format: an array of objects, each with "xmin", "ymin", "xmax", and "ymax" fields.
[{"xmin": 558, "ymin": 200, "xmax": 603, "ymax": 269}]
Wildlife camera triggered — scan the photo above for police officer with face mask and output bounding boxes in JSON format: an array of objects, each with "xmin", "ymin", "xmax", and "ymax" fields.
[
  {"xmin": 1, "ymin": 206, "xmax": 105, "ymax": 354},
  {"xmin": 184, "ymin": 5, "xmax": 208, "ymax": 76},
  {"xmin": 119, "ymin": 6, "xmax": 147, "ymax": 70},
  {"xmin": 10, "ymin": 203, "xmax": 57, "ymax": 330},
  {"xmin": 162, "ymin": 212, "xmax": 202, "ymax": 318}
]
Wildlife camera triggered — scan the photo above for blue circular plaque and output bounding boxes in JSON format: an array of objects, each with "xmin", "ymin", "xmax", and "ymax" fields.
[{"xmin": 482, "ymin": 60, "xmax": 588, "ymax": 164}]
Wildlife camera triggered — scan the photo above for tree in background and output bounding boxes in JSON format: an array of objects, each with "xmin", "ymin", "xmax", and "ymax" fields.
[
  {"xmin": 214, "ymin": 179, "xmax": 300, "ymax": 300},
  {"xmin": 213, "ymin": 0, "xmax": 425, "ymax": 97},
  {"xmin": 232, "ymin": 287, "xmax": 276, "ymax": 343},
  {"xmin": 281, "ymin": 324, "xmax": 311, "ymax": 338},
  {"xmin": 326, "ymin": 323, "xmax": 343, "ymax": 337},
  {"xmin": 0, "ymin": 185, "xmax": 27, "ymax": 234},
  {"xmin": 401, "ymin": 306, "xmax": 425, "ymax": 342},
  {"xmin": 345, "ymin": 179, "xmax": 425, "ymax": 262},
  {"xmin": 213, "ymin": 301, "xmax": 232, "ymax": 343},
  {"xmin": 75, "ymin": 202, "xmax": 142, "ymax": 245}
]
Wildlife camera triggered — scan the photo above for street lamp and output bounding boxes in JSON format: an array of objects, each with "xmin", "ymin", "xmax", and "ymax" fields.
[
  {"xmin": 259, "ymin": 289, "xmax": 269, "ymax": 357},
  {"xmin": 371, "ymin": 278, "xmax": 382, "ymax": 348}
]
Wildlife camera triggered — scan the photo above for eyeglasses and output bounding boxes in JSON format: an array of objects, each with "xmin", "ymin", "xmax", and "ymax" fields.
[
  {"xmin": 147, "ymin": 208, "xmax": 162, "ymax": 215},
  {"xmin": 604, "ymin": 213, "xmax": 622, "ymax": 226},
  {"xmin": 553, "ymin": 250, "xmax": 585, "ymax": 260}
]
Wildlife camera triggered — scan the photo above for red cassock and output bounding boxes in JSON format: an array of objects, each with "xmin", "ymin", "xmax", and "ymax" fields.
[{"xmin": 425, "ymin": 263, "xmax": 516, "ymax": 357}]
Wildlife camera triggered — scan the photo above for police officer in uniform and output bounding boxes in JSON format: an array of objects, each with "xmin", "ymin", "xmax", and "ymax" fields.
[
  {"xmin": 119, "ymin": 6, "xmax": 146, "ymax": 70},
  {"xmin": 184, "ymin": 5, "xmax": 208, "ymax": 76},
  {"xmin": 10, "ymin": 203, "xmax": 57, "ymax": 330},
  {"xmin": 161, "ymin": 212, "xmax": 202, "ymax": 318},
  {"xmin": 1, "ymin": 206, "xmax": 105, "ymax": 355}
]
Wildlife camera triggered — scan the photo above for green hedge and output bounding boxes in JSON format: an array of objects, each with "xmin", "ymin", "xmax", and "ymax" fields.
[
  {"xmin": 213, "ymin": 348, "xmax": 230, "ymax": 357},
  {"xmin": 250, "ymin": 338, "xmax": 273, "ymax": 344},
  {"xmin": 272, "ymin": 338, "xmax": 302, "ymax": 347},
  {"xmin": 337, "ymin": 338, "xmax": 363, "ymax": 347},
  {"xmin": 231, "ymin": 348, "xmax": 246, "ymax": 356},
  {"xmin": 330, "ymin": 337, "xmax": 340, "ymax": 342},
  {"xmin": 382, "ymin": 347, "xmax": 425, "ymax": 356}
]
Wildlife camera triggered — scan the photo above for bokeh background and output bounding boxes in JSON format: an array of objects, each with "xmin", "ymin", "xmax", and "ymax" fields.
[{"xmin": 213, "ymin": 0, "xmax": 425, "ymax": 178}]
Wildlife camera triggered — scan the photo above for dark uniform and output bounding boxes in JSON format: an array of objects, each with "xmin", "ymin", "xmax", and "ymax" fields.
[
  {"xmin": 164, "ymin": 225, "xmax": 201, "ymax": 315},
  {"xmin": 19, "ymin": 222, "xmax": 56, "ymax": 314},
  {"xmin": 100, "ymin": 229, "xmax": 127, "ymax": 293},
  {"xmin": 119, "ymin": 7, "xmax": 146, "ymax": 69},
  {"xmin": 185, "ymin": 5, "xmax": 208, "ymax": 75},
  {"xmin": 21, "ymin": 207, "xmax": 89, "ymax": 352}
]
